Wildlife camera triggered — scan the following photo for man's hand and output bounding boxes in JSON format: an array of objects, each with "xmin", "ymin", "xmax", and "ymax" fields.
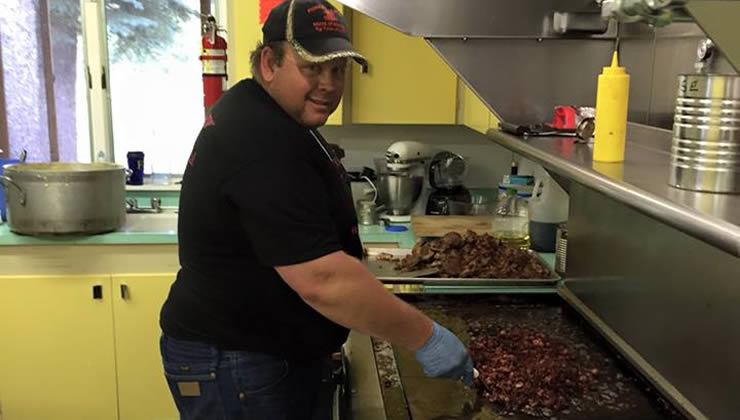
[{"xmin": 414, "ymin": 322, "xmax": 474, "ymax": 386}]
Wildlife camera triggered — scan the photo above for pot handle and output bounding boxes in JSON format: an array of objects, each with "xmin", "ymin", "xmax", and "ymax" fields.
[
  {"xmin": 124, "ymin": 168, "xmax": 133, "ymax": 183},
  {"xmin": 0, "ymin": 175, "xmax": 26, "ymax": 206}
]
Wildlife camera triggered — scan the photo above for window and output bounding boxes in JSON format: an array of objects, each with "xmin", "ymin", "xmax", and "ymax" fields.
[
  {"xmin": 106, "ymin": 0, "xmax": 204, "ymax": 176},
  {"xmin": 1, "ymin": 0, "xmax": 213, "ymax": 176},
  {"xmin": 0, "ymin": 0, "xmax": 87, "ymax": 162}
]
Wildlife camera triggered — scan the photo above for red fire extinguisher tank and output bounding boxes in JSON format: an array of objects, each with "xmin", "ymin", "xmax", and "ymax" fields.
[{"xmin": 200, "ymin": 17, "xmax": 227, "ymax": 111}]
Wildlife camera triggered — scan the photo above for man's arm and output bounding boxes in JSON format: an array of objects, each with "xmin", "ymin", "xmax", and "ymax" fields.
[{"xmin": 276, "ymin": 250, "xmax": 433, "ymax": 351}]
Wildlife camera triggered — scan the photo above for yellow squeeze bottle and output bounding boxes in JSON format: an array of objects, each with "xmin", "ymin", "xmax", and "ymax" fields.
[{"xmin": 593, "ymin": 51, "xmax": 630, "ymax": 163}]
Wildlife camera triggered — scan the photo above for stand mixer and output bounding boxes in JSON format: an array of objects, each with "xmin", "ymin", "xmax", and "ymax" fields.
[
  {"xmin": 374, "ymin": 141, "xmax": 434, "ymax": 222},
  {"xmin": 377, "ymin": 141, "xmax": 470, "ymax": 222}
]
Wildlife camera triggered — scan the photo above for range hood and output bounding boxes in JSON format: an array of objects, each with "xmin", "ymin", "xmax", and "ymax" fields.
[{"xmin": 339, "ymin": 0, "xmax": 739, "ymax": 128}]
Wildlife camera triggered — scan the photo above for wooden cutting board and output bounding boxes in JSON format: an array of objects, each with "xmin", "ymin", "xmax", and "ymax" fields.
[{"xmin": 410, "ymin": 216, "xmax": 492, "ymax": 237}]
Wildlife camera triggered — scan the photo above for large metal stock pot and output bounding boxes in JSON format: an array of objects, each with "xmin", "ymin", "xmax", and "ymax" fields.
[{"xmin": 0, "ymin": 162, "xmax": 126, "ymax": 235}]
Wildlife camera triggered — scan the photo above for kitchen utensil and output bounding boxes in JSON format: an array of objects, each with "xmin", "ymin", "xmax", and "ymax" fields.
[
  {"xmin": 366, "ymin": 258, "xmax": 439, "ymax": 278},
  {"xmin": 428, "ymin": 151, "xmax": 466, "ymax": 189},
  {"xmin": 410, "ymin": 215, "xmax": 492, "ymax": 237},
  {"xmin": 376, "ymin": 171, "xmax": 423, "ymax": 215},
  {"xmin": 499, "ymin": 120, "xmax": 593, "ymax": 140},
  {"xmin": 357, "ymin": 175, "xmax": 384, "ymax": 224},
  {"xmin": 426, "ymin": 151, "xmax": 472, "ymax": 215},
  {"xmin": 357, "ymin": 199, "xmax": 384, "ymax": 225},
  {"xmin": 473, "ymin": 368, "xmax": 495, "ymax": 394},
  {"xmin": 670, "ymin": 74, "xmax": 740, "ymax": 193},
  {"xmin": 1, "ymin": 162, "xmax": 127, "ymax": 235}
]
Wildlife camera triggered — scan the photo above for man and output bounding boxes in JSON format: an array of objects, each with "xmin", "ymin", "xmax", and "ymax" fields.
[{"xmin": 159, "ymin": 1, "xmax": 474, "ymax": 418}]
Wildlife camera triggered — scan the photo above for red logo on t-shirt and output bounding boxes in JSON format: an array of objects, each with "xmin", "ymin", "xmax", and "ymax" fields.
[
  {"xmin": 323, "ymin": 8, "xmax": 337, "ymax": 21},
  {"xmin": 187, "ymin": 151, "xmax": 197, "ymax": 167},
  {"xmin": 350, "ymin": 225, "xmax": 358, "ymax": 235}
]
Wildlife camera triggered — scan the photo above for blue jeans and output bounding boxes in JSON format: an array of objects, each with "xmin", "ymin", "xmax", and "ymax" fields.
[{"xmin": 160, "ymin": 334, "xmax": 335, "ymax": 420}]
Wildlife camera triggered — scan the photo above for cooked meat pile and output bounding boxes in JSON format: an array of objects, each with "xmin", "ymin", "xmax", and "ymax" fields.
[
  {"xmin": 394, "ymin": 231, "xmax": 550, "ymax": 279},
  {"xmin": 375, "ymin": 252, "xmax": 397, "ymax": 262},
  {"xmin": 470, "ymin": 328, "xmax": 599, "ymax": 417}
]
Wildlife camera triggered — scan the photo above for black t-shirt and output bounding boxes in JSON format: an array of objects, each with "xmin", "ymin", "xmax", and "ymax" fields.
[{"xmin": 160, "ymin": 79, "xmax": 364, "ymax": 360}]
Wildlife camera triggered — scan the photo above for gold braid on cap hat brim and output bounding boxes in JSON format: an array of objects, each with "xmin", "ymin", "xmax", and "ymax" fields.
[{"xmin": 286, "ymin": 0, "xmax": 367, "ymax": 64}]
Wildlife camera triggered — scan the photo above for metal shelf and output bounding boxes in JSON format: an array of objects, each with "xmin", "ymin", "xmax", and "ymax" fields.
[{"xmin": 487, "ymin": 124, "xmax": 740, "ymax": 257}]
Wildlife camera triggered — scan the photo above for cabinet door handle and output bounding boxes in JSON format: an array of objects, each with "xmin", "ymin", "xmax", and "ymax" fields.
[
  {"xmin": 92, "ymin": 285, "xmax": 103, "ymax": 300},
  {"xmin": 120, "ymin": 284, "xmax": 130, "ymax": 300}
]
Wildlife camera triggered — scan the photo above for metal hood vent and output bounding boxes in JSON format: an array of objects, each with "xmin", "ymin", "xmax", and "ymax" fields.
[{"xmin": 338, "ymin": 0, "xmax": 738, "ymax": 128}]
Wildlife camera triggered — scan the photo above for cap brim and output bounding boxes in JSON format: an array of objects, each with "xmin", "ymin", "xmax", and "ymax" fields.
[{"xmin": 294, "ymin": 37, "xmax": 368, "ymax": 67}]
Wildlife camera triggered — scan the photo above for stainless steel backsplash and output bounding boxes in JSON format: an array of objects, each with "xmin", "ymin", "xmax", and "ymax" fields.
[{"xmin": 429, "ymin": 22, "xmax": 737, "ymax": 128}]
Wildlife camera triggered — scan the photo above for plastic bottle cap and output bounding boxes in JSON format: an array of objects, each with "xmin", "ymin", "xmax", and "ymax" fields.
[
  {"xmin": 603, "ymin": 51, "xmax": 626, "ymax": 75},
  {"xmin": 385, "ymin": 225, "xmax": 408, "ymax": 232}
]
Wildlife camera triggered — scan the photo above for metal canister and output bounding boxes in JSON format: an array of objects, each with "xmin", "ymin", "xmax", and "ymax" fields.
[
  {"xmin": 670, "ymin": 74, "xmax": 740, "ymax": 193},
  {"xmin": 357, "ymin": 199, "xmax": 380, "ymax": 225},
  {"xmin": 555, "ymin": 223, "xmax": 568, "ymax": 275}
]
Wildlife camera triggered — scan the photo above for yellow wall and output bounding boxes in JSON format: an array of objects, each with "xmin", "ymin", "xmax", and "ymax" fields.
[
  {"xmin": 350, "ymin": 13, "xmax": 457, "ymax": 124},
  {"xmin": 227, "ymin": 1, "xmax": 261, "ymax": 82},
  {"xmin": 460, "ymin": 84, "xmax": 499, "ymax": 134}
]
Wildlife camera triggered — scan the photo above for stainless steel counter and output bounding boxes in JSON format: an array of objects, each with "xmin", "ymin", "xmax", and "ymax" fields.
[{"xmin": 487, "ymin": 124, "xmax": 740, "ymax": 257}]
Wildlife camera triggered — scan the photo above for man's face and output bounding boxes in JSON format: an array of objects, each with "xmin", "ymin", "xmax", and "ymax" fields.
[{"xmin": 261, "ymin": 45, "xmax": 347, "ymax": 128}]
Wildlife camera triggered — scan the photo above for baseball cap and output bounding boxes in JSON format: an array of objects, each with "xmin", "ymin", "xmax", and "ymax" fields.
[{"xmin": 263, "ymin": 0, "xmax": 368, "ymax": 67}]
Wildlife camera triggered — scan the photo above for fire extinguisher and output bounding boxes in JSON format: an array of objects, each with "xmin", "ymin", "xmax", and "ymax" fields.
[{"xmin": 200, "ymin": 16, "xmax": 227, "ymax": 112}]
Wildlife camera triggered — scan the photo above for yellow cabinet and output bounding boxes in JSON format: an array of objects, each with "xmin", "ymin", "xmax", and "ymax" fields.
[
  {"xmin": 460, "ymin": 84, "xmax": 500, "ymax": 134},
  {"xmin": 350, "ymin": 13, "xmax": 457, "ymax": 124},
  {"xmin": 112, "ymin": 274, "xmax": 178, "ymax": 420},
  {"xmin": 0, "ymin": 275, "xmax": 118, "ymax": 420}
]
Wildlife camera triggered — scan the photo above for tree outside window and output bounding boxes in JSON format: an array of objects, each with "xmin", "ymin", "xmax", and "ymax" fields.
[{"xmin": 1, "ymin": 0, "xmax": 201, "ymax": 175}]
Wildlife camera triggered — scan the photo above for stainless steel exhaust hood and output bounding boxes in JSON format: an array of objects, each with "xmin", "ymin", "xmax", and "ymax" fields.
[{"xmin": 339, "ymin": 0, "xmax": 738, "ymax": 127}]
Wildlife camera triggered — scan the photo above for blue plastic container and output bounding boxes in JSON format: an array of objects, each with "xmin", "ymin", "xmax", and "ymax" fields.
[
  {"xmin": 126, "ymin": 151, "xmax": 145, "ymax": 185},
  {"xmin": 0, "ymin": 158, "xmax": 20, "ymax": 222}
]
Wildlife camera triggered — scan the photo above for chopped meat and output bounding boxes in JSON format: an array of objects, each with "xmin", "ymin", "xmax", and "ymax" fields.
[
  {"xmin": 470, "ymin": 328, "xmax": 599, "ymax": 416},
  {"xmin": 441, "ymin": 231, "xmax": 463, "ymax": 248},
  {"xmin": 440, "ymin": 255, "xmax": 463, "ymax": 277},
  {"xmin": 400, "ymin": 254, "xmax": 422, "ymax": 270},
  {"xmin": 420, "ymin": 243, "xmax": 436, "ymax": 262},
  {"xmin": 394, "ymin": 230, "xmax": 551, "ymax": 279},
  {"xmin": 375, "ymin": 252, "xmax": 397, "ymax": 262}
]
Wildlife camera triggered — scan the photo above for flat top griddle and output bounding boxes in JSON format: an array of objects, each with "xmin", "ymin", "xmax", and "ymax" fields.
[{"xmin": 372, "ymin": 295, "xmax": 684, "ymax": 420}]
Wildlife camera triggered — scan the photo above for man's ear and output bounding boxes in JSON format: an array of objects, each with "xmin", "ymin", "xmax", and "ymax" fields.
[{"xmin": 260, "ymin": 47, "xmax": 277, "ymax": 83}]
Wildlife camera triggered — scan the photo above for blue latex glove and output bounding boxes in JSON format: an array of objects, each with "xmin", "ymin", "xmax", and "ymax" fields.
[{"xmin": 414, "ymin": 322, "xmax": 474, "ymax": 386}]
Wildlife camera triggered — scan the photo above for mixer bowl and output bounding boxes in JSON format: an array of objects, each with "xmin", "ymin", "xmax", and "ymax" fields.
[{"xmin": 377, "ymin": 172, "xmax": 423, "ymax": 215}]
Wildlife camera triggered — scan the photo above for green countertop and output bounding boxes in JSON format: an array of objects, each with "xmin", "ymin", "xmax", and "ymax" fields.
[
  {"xmin": 0, "ymin": 221, "xmax": 554, "ymax": 270},
  {"xmin": 0, "ymin": 223, "xmax": 179, "ymax": 245},
  {"xmin": 358, "ymin": 224, "xmax": 417, "ymax": 248},
  {"xmin": 0, "ymin": 222, "xmax": 416, "ymax": 247}
]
